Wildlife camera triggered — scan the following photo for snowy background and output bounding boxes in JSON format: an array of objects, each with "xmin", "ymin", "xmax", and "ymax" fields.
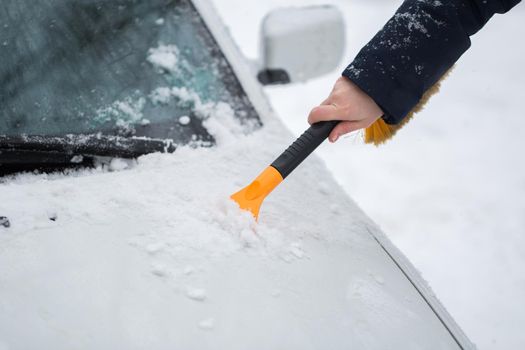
[{"xmin": 211, "ymin": 0, "xmax": 525, "ymax": 349}]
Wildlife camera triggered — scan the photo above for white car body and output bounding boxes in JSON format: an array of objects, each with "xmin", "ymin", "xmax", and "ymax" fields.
[{"xmin": 0, "ymin": 0, "xmax": 473, "ymax": 349}]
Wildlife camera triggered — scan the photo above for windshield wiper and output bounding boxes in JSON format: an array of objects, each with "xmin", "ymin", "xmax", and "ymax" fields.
[
  {"xmin": 0, "ymin": 134, "xmax": 176, "ymax": 158},
  {"xmin": 0, "ymin": 134, "xmax": 176, "ymax": 174}
]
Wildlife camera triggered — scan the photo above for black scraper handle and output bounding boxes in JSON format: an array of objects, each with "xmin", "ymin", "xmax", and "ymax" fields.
[{"xmin": 271, "ymin": 120, "xmax": 339, "ymax": 179}]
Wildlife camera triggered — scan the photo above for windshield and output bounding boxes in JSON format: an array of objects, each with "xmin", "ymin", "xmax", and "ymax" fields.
[{"xmin": 0, "ymin": 0, "xmax": 259, "ymax": 144}]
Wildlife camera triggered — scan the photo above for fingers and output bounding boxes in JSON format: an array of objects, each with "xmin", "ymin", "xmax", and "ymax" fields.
[
  {"xmin": 307, "ymin": 104, "xmax": 340, "ymax": 125},
  {"xmin": 328, "ymin": 120, "xmax": 365, "ymax": 143},
  {"xmin": 308, "ymin": 103, "xmax": 366, "ymax": 142}
]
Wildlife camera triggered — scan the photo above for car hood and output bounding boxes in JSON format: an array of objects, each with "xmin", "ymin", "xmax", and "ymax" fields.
[{"xmin": 0, "ymin": 117, "xmax": 459, "ymax": 350}]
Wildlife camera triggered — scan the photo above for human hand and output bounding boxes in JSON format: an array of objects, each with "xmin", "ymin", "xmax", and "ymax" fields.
[{"xmin": 308, "ymin": 76, "xmax": 384, "ymax": 142}]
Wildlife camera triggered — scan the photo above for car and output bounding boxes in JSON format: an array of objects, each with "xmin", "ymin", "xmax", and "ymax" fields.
[{"xmin": 0, "ymin": 0, "xmax": 473, "ymax": 349}]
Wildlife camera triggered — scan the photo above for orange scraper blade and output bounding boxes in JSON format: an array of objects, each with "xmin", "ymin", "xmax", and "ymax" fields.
[{"xmin": 230, "ymin": 166, "xmax": 283, "ymax": 219}]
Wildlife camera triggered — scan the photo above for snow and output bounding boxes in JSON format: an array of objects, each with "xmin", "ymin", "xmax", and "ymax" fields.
[
  {"xmin": 395, "ymin": 12, "xmax": 429, "ymax": 35},
  {"xmin": 183, "ymin": 265, "xmax": 195, "ymax": 275},
  {"xmin": 178, "ymin": 115, "xmax": 191, "ymax": 125},
  {"xmin": 0, "ymin": 106, "xmax": 460, "ymax": 348},
  {"xmin": 147, "ymin": 44, "xmax": 180, "ymax": 73},
  {"xmin": 149, "ymin": 86, "xmax": 243, "ymax": 140},
  {"xmin": 186, "ymin": 287, "xmax": 207, "ymax": 301},
  {"xmin": 211, "ymin": 0, "xmax": 525, "ymax": 348},
  {"xmin": 289, "ymin": 242, "xmax": 305, "ymax": 259},
  {"xmin": 197, "ymin": 318, "xmax": 215, "ymax": 330},
  {"xmin": 150, "ymin": 262, "xmax": 169, "ymax": 277},
  {"xmin": 150, "ymin": 86, "xmax": 174, "ymax": 105},
  {"xmin": 70, "ymin": 155, "xmax": 84, "ymax": 164},
  {"xmin": 96, "ymin": 97, "xmax": 146, "ymax": 128},
  {"xmin": 108, "ymin": 158, "xmax": 131, "ymax": 171}
]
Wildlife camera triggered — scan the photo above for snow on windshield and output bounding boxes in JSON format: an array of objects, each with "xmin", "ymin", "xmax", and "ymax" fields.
[
  {"xmin": 147, "ymin": 44, "xmax": 180, "ymax": 73},
  {"xmin": 93, "ymin": 41, "xmax": 254, "ymax": 143},
  {"xmin": 0, "ymin": 0, "xmax": 260, "ymax": 145}
]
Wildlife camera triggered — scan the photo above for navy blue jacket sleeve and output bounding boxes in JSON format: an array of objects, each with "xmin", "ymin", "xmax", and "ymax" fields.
[{"xmin": 342, "ymin": 0, "xmax": 521, "ymax": 124}]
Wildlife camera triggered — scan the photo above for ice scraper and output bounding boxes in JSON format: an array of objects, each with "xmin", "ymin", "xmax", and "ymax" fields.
[{"xmin": 231, "ymin": 120, "xmax": 338, "ymax": 219}]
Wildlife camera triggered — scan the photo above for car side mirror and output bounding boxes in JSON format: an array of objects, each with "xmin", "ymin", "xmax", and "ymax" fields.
[{"xmin": 257, "ymin": 5, "xmax": 346, "ymax": 85}]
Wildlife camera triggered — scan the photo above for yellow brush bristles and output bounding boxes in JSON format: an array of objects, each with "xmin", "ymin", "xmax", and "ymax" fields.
[
  {"xmin": 364, "ymin": 118, "xmax": 394, "ymax": 145},
  {"xmin": 364, "ymin": 68, "xmax": 453, "ymax": 146}
]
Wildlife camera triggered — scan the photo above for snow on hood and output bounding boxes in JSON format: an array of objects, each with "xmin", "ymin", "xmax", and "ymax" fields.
[{"xmin": 0, "ymin": 116, "xmax": 457, "ymax": 349}]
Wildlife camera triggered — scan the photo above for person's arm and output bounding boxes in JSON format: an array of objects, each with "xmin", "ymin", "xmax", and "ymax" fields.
[{"xmin": 309, "ymin": 0, "xmax": 522, "ymax": 143}]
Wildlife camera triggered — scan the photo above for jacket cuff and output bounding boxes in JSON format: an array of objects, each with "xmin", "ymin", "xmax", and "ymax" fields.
[{"xmin": 342, "ymin": 65, "xmax": 419, "ymax": 125}]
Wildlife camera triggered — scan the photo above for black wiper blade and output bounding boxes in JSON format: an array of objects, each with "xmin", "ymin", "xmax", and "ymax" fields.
[
  {"xmin": 0, "ymin": 134, "xmax": 178, "ymax": 175},
  {"xmin": 0, "ymin": 134, "xmax": 177, "ymax": 160}
]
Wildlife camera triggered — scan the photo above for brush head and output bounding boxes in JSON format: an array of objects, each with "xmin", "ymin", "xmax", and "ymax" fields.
[{"xmin": 230, "ymin": 166, "xmax": 283, "ymax": 219}]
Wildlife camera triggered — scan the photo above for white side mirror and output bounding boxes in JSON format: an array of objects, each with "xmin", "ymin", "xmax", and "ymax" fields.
[{"xmin": 257, "ymin": 5, "xmax": 345, "ymax": 85}]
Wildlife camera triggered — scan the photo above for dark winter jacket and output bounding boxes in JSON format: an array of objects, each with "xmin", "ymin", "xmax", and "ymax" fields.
[{"xmin": 343, "ymin": 0, "xmax": 522, "ymax": 125}]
